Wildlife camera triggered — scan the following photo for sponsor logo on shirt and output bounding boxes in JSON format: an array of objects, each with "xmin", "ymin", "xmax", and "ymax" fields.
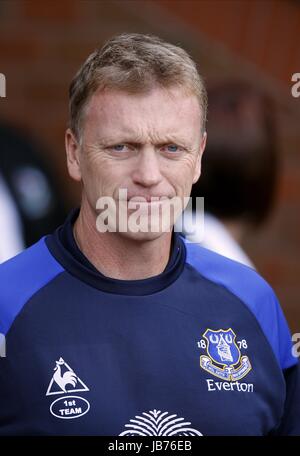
[{"xmin": 119, "ymin": 409, "xmax": 202, "ymax": 436}]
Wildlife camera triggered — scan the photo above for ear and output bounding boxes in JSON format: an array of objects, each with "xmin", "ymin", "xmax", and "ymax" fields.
[
  {"xmin": 192, "ymin": 131, "xmax": 207, "ymax": 184},
  {"xmin": 65, "ymin": 128, "xmax": 82, "ymax": 182}
]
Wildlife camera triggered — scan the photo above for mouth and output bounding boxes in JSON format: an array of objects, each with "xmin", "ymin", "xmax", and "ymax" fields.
[
  {"xmin": 116, "ymin": 188, "xmax": 174, "ymax": 203},
  {"xmin": 125, "ymin": 195, "xmax": 171, "ymax": 203}
]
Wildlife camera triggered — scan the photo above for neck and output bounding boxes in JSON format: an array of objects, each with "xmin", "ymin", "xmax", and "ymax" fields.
[{"xmin": 73, "ymin": 199, "xmax": 173, "ymax": 280}]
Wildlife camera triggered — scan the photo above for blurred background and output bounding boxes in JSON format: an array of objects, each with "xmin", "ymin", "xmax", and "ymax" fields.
[{"xmin": 0, "ymin": 0, "xmax": 299, "ymax": 331}]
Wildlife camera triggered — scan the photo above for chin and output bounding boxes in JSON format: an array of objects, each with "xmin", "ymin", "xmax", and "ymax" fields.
[
  {"xmin": 114, "ymin": 211, "xmax": 175, "ymax": 242},
  {"xmin": 117, "ymin": 229, "xmax": 170, "ymax": 243}
]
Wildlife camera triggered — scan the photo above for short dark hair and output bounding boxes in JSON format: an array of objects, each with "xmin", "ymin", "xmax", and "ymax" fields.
[{"xmin": 191, "ymin": 81, "xmax": 278, "ymax": 226}]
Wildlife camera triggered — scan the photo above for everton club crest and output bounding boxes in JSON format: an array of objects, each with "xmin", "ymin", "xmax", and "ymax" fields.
[{"xmin": 200, "ymin": 328, "xmax": 252, "ymax": 381}]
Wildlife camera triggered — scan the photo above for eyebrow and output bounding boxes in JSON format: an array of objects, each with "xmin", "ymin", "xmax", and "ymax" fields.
[{"xmin": 97, "ymin": 135, "xmax": 192, "ymax": 149}]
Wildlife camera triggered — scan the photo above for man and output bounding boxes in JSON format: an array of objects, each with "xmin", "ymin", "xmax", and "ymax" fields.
[{"xmin": 0, "ymin": 33, "xmax": 299, "ymax": 436}]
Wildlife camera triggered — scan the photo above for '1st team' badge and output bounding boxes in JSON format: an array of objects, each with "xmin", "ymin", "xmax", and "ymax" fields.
[{"xmin": 200, "ymin": 328, "xmax": 252, "ymax": 381}]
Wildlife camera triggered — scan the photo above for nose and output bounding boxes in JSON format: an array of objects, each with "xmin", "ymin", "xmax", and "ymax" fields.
[{"xmin": 132, "ymin": 147, "xmax": 163, "ymax": 188}]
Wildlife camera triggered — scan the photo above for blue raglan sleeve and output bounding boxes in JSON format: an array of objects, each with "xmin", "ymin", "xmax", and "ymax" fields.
[
  {"xmin": 185, "ymin": 241, "xmax": 300, "ymax": 435},
  {"xmin": 236, "ymin": 283, "xmax": 300, "ymax": 435},
  {"xmin": 249, "ymin": 287, "xmax": 300, "ymax": 435},
  {"xmin": 270, "ymin": 362, "xmax": 300, "ymax": 435},
  {"xmin": 0, "ymin": 238, "xmax": 64, "ymax": 336},
  {"xmin": 263, "ymin": 289, "xmax": 300, "ymax": 435}
]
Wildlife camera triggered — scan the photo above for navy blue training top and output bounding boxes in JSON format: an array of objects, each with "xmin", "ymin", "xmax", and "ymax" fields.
[{"xmin": 0, "ymin": 210, "xmax": 299, "ymax": 436}]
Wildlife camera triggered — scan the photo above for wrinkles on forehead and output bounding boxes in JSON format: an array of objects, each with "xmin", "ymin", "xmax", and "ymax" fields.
[{"xmin": 81, "ymin": 87, "xmax": 203, "ymax": 150}]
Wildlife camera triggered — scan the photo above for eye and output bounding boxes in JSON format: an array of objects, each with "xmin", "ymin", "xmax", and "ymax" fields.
[
  {"xmin": 166, "ymin": 144, "xmax": 179, "ymax": 152},
  {"xmin": 112, "ymin": 144, "xmax": 126, "ymax": 152},
  {"xmin": 162, "ymin": 144, "xmax": 183, "ymax": 154}
]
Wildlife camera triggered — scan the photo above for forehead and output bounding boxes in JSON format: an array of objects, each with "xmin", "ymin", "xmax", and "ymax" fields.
[{"xmin": 83, "ymin": 86, "xmax": 202, "ymax": 142}]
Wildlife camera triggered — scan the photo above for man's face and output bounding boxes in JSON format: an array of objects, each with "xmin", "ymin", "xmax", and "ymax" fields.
[{"xmin": 66, "ymin": 85, "xmax": 206, "ymax": 240}]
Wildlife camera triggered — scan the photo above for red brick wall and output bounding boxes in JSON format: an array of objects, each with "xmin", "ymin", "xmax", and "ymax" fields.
[
  {"xmin": 0, "ymin": 0, "xmax": 299, "ymax": 331},
  {"xmin": 158, "ymin": 0, "xmax": 300, "ymax": 87}
]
